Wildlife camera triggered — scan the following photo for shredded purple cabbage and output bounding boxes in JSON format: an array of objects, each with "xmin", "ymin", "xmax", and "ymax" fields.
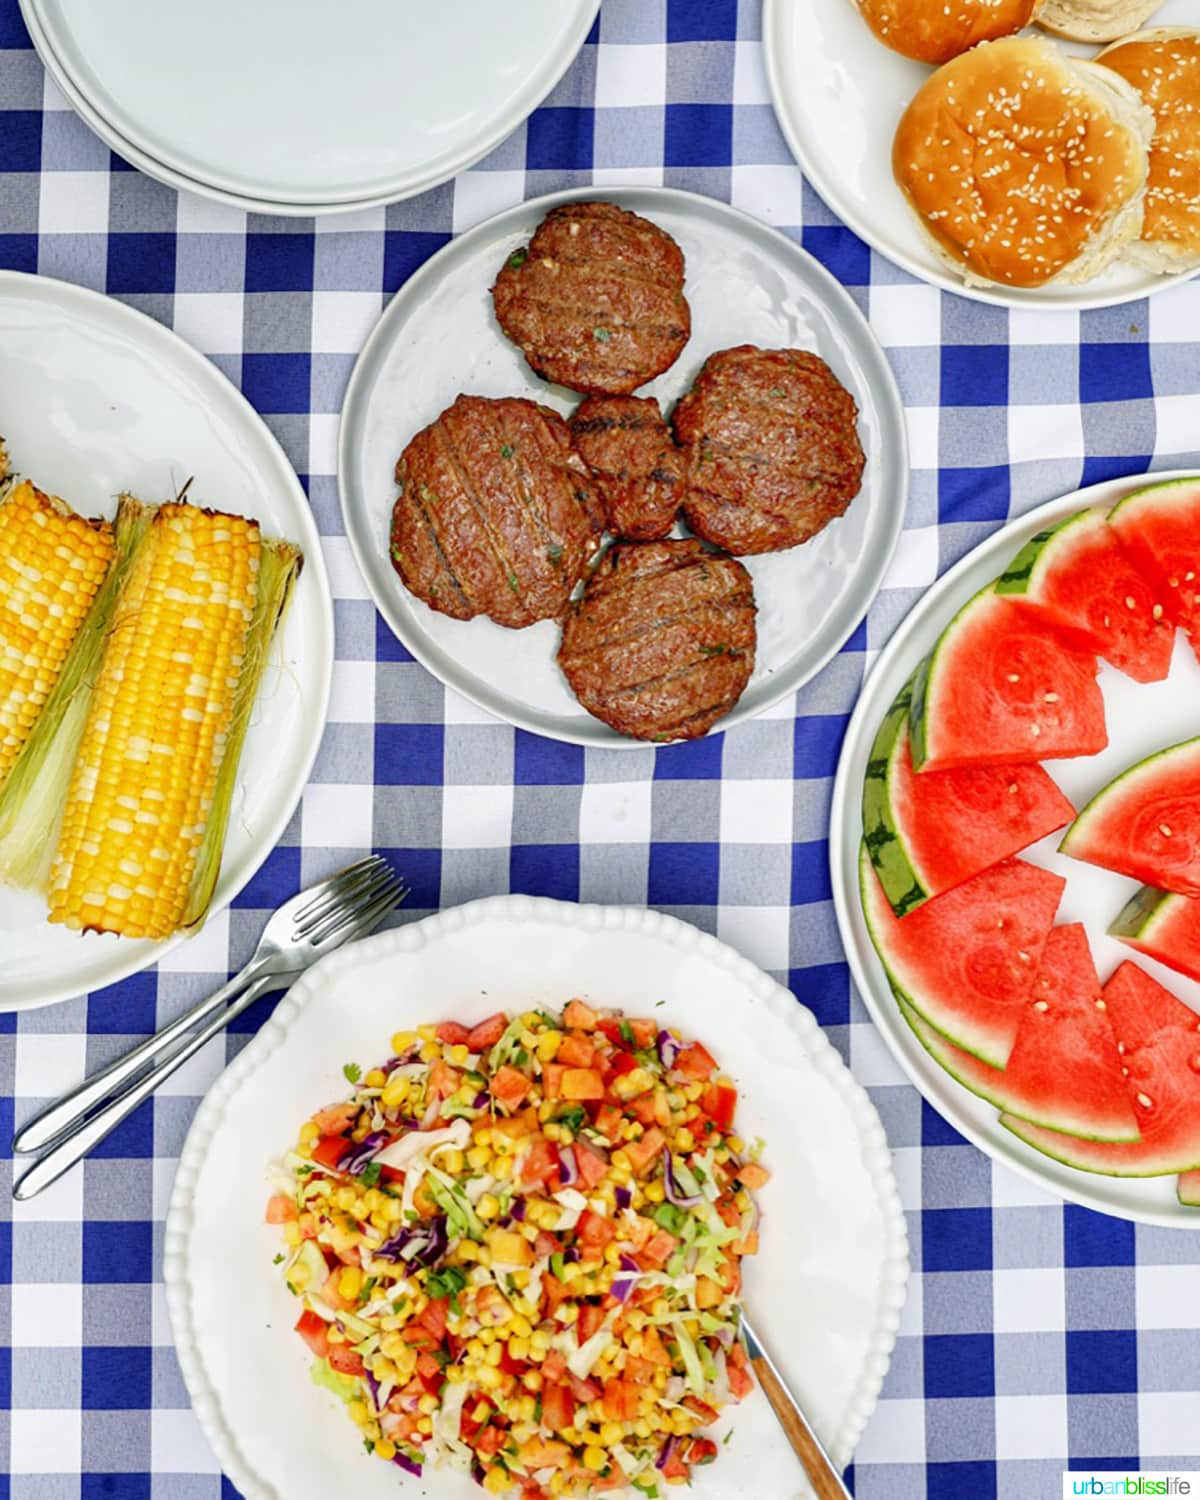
[
  {"xmin": 662, "ymin": 1147, "xmax": 702, "ymax": 1207},
  {"xmin": 472, "ymin": 1089, "xmax": 489, "ymax": 1108},
  {"xmin": 656, "ymin": 1435, "xmax": 679, "ymax": 1471},
  {"xmin": 556, "ymin": 1144, "xmax": 580, "ymax": 1187},
  {"xmin": 393, "ymin": 1450, "xmax": 424, "ymax": 1477},
  {"xmin": 364, "ymin": 1368, "xmax": 382, "ymax": 1412},
  {"xmin": 610, "ymin": 1252, "xmax": 643, "ymax": 1304},
  {"xmin": 656, "ymin": 1029, "xmax": 681, "ymax": 1070},
  {"xmin": 382, "ymin": 1045, "xmax": 421, "ymax": 1075},
  {"xmin": 614, "ymin": 1185, "xmax": 632, "ymax": 1210},
  {"xmin": 510, "ymin": 1197, "xmax": 526, "ymax": 1221},
  {"xmin": 340, "ymin": 1130, "xmax": 391, "ymax": 1176},
  {"xmin": 374, "ymin": 1215, "xmax": 448, "ymax": 1269}
]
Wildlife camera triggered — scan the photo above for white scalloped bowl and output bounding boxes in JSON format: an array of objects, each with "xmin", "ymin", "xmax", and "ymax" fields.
[{"xmin": 164, "ymin": 897, "xmax": 908, "ymax": 1499}]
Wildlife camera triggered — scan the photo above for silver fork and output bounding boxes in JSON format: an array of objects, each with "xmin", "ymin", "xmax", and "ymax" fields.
[{"xmin": 12, "ymin": 855, "xmax": 408, "ymax": 1200}]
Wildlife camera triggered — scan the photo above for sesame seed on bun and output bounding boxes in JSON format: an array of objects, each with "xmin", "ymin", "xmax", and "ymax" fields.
[
  {"xmin": 892, "ymin": 36, "xmax": 1154, "ymax": 290},
  {"xmin": 853, "ymin": 0, "xmax": 1040, "ymax": 64},
  {"xmin": 1097, "ymin": 29, "xmax": 1200, "ymax": 273}
]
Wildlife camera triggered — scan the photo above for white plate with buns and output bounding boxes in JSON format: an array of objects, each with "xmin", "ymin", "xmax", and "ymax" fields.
[{"xmin": 764, "ymin": 0, "xmax": 1200, "ymax": 307}]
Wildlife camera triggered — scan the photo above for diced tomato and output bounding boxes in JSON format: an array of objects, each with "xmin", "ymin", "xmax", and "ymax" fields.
[
  {"xmin": 401, "ymin": 1322, "xmax": 437, "ymax": 1350},
  {"xmin": 601, "ymin": 1378, "xmax": 639, "ymax": 1422},
  {"xmin": 312, "ymin": 1102, "xmax": 358, "ymax": 1135},
  {"xmin": 542, "ymin": 1063, "xmax": 566, "ymax": 1100},
  {"xmin": 737, "ymin": 1161, "xmax": 771, "ymax": 1192},
  {"xmin": 561, "ymin": 1068, "xmax": 605, "ymax": 1101},
  {"xmin": 321, "ymin": 1270, "xmax": 358, "ymax": 1313},
  {"xmin": 459, "ymin": 1396, "xmax": 494, "ymax": 1438},
  {"xmin": 417, "ymin": 1350, "xmax": 443, "ymax": 1383},
  {"xmin": 718, "ymin": 1249, "xmax": 741, "ymax": 1296},
  {"xmin": 436, "ymin": 1021, "xmax": 472, "ymax": 1046},
  {"xmin": 265, "ymin": 1193, "xmax": 296, "ymax": 1224},
  {"xmin": 542, "ymin": 1350, "xmax": 568, "ymax": 1384},
  {"xmin": 576, "ymin": 1209, "xmax": 616, "ymax": 1257},
  {"xmin": 686, "ymin": 1437, "xmax": 719, "ymax": 1467},
  {"xmin": 628, "ymin": 1094, "xmax": 659, "ymax": 1126},
  {"xmin": 626, "ymin": 1214, "xmax": 655, "ymax": 1252},
  {"xmin": 592, "ymin": 1104, "xmax": 623, "ymax": 1142},
  {"xmin": 518, "ymin": 1137, "xmax": 560, "ymax": 1190},
  {"xmin": 542, "ymin": 1382, "xmax": 576, "ymax": 1432},
  {"xmin": 576, "ymin": 1302, "xmax": 607, "ymax": 1343},
  {"xmin": 294, "ymin": 1308, "xmax": 330, "ymax": 1360},
  {"xmin": 568, "ymin": 1373, "xmax": 601, "ymax": 1403},
  {"xmin": 499, "ymin": 1345, "xmax": 529, "ymax": 1377},
  {"xmin": 311, "ymin": 1134, "xmax": 350, "ymax": 1172},
  {"xmin": 609, "ymin": 1050, "xmax": 639, "ymax": 1078},
  {"xmin": 625, "ymin": 1125, "xmax": 665, "ymax": 1175},
  {"xmin": 597, "ymin": 1018, "xmax": 632, "ymax": 1051},
  {"xmin": 640, "ymin": 1325, "xmax": 672, "ymax": 1367},
  {"xmin": 727, "ymin": 1342, "xmax": 755, "ymax": 1399},
  {"xmin": 534, "ymin": 1230, "xmax": 563, "ymax": 1259},
  {"xmin": 521, "ymin": 1486, "xmax": 549, "ymax": 1500},
  {"xmin": 661, "ymin": 1448, "xmax": 689, "ymax": 1481},
  {"xmin": 418, "ymin": 1297, "xmax": 449, "ymax": 1344},
  {"xmin": 475, "ymin": 1423, "xmax": 506, "ymax": 1458},
  {"xmin": 630, "ymin": 1019, "xmax": 658, "ymax": 1049},
  {"xmin": 557, "ymin": 1034, "xmax": 596, "ymax": 1068},
  {"xmin": 573, "ymin": 1139, "xmax": 608, "ymax": 1190},
  {"xmin": 380, "ymin": 1164, "xmax": 405, "ymax": 1185},
  {"xmin": 683, "ymin": 1396, "xmax": 720, "ymax": 1424},
  {"xmin": 674, "ymin": 1041, "xmax": 717, "ymax": 1081},
  {"xmin": 641, "ymin": 1229, "xmax": 678, "ymax": 1268},
  {"xmin": 518, "ymin": 1437, "xmax": 570, "ymax": 1469},
  {"xmin": 328, "ymin": 1344, "xmax": 364, "ymax": 1376},
  {"xmin": 542, "ymin": 1274, "xmax": 572, "ymax": 1316},
  {"xmin": 428, "ymin": 1058, "xmax": 462, "ymax": 1100},
  {"xmin": 563, "ymin": 1000, "xmax": 598, "ymax": 1031},
  {"xmin": 695, "ymin": 1277, "xmax": 723, "ymax": 1310},
  {"xmin": 702, "ymin": 1082, "xmax": 738, "ymax": 1132},
  {"xmin": 491, "ymin": 1064, "xmax": 532, "ymax": 1110},
  {"xmin": 467, "ymin": 1013, "xmax": 508, "ymax": 1051}
]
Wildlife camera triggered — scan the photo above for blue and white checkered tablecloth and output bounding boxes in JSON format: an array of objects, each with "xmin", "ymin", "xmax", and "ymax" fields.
[{"xmin": 3, "ymin": 0, "xmax": 1200, "ymax": 1496}]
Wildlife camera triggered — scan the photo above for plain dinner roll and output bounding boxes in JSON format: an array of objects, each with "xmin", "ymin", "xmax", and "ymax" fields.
[
  {"xmin": 1098, "ymin": 29, "xmax": 1200, "ymax": 272},
  {"xmin": 852, "ymin": 0, "xmax": 1040, "ymax": 64},
  {"xmin": 893, "ymin": 36, "xmax": 1153, "ymax": 289},
  {"xmin": 1038, "ymin": 0, "xmax": 1164, "ymax": 45}
]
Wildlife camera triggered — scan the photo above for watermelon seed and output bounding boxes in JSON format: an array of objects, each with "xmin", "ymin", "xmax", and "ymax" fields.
[
  {"xmin": 1117, "ymin": 1042, "xmax": 1126, "ymax": 1054},
  {"xmin": 1033, "ymin": 1000, "xmax": 1049, "ymax": 1012},
  {"xmin": 1095, "ymin": 999, "xmax": 1107, "ymax": 1011},
  {"xmin": 1187, "ymin": 572, "xmax": 1196, "ymax": 582},
  {"xmin": 1190, "ymin": 1054, "xmax": 1200, "ymax": 1074},
  {"xmin": 1124, "ymin": 596, "xmax": 1136, "ymax": 609},
  {"xmin": 1122, "ymin": 1066, "xmax": 1130, "ymax": 1076},
  {"xmin": 1008, "ymin": 783, "xmax": 1018, "ymax": 795},
  {"xmin": 1006, "ymin": 672, "xmax": 1020, "ymax": 682},
  {"xmin": 1169, "ymin": 577, "xmax": 1180, "ymax": 587},
  {"xmin": 1031, "ymin": 724, "xmax": 1041, "ymax": 737},
  {"xmin": 1018, "ymin": 950, "xmax": 1031, "ymax": 963},
  {"xmin": 1153, "ymin": 605, "xmax": 1164, "ymax": 620},
  {"xmin": 1103, "ymin": 615, "xmax": 1111, "ymax": 628},
  {"xmin": 1160, "ymin": 824, "xmax": 1174, "ymax": 838},
  {"xmin": 1043, "ymin": 692, "xmax": 1059, "ymax": 704},
  {"xmin": 1136, "ymin": 1092, "xmax": 1153, "ymax": 1109}
]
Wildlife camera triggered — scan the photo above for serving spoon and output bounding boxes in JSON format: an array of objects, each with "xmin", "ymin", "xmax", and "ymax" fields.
[{"xmin": 741, "ymin": 1311, "xmax": 854, "ymax": 1500}]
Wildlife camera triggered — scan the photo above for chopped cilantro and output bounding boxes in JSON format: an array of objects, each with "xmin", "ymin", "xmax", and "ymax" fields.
[
  {"xmin": 426, "ymin": 1265, "xmax": 468, "ymax": 1306},
  {"xmin": 724, "ymin": 1429, "xmax": 734, "ymax": 1445},
  {"xmin": 514, "ymin": 1047, "xmax": 529, "ymax": 1067},
  {"xmin": 770, "ymin": 386, "xmax": 785, "ymax": 397},
  {"xmin": 550, "ymin": 1251, "xmax": 567, "ymax": 1281},
  {"xmin": 363, "ymin": 1437, "xmax": 375, "ymax": 1454},
  {"xmin": 652, "ymin": 1201, "xmax": 687, "ymax": 1236},
  {"xmin": 357, "ymin": 1276, "xmax": 378, "ymax": 1304},
  {"xmin": 342, "ymin": 1062, "xmax": 361, "ymax": 1084},
  {"xmin": 272, "ymin": 1253, "xmax": 285, "ymax": 1265},
  {"xmin": 700, "ymin": 643, "xmax": 727, "ymax": 657},
  {"xmin": 619, "ymin": 1020, "xmax": 635, "ymax": 1046},
  {"xmin": 500, "ymin": 443, "xmax": 514, "ymax": 458},
  {"xmin": 358, "ymin": 1161, "xmax": 382, "ymax": 1188},
  {"xmin": 555, "ymin": 1103, "xmax": 586, "ymax": 1135},
  {"xmin": 507, "ymin": 572, "xmax": 520, "ymax": 593},
  {"xmin": 295, "ymin": 1164, "xmax": 314, "ymax": 1177},
  {"xmin": 592, "ymin": 326, "xmax": 612, "ymax": 342},
  {"xmin": 546, "ymin": 543, "xmax": 564, "ymax": 565},
  {"xmin": 508, "ymin": 248, "xmax": 528, "ymax": 270}
]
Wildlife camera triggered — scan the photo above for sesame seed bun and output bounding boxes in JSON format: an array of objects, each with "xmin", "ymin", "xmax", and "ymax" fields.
[
  {"xmin": 1097, "ymin": 29, "xmax": 1200, "ymax": 273},
  {"xmin": 893, "ymin": 36, "xmax": 1153, "ymax": 290},
  {"xmin": 1037, "ymin": 0, "xmax": 1163, "ymax": 45},
  {"xmin": 851, "ymin": 0, "xmax": 1041, "ymax": 64}
]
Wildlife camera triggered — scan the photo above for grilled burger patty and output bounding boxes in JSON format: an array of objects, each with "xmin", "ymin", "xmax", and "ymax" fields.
[
  {"xmin": 673, "ymin": 345, "xmax": 866, "ymax": 556},
  {"xmin": 390, "ymin": 395, "xmax": 604, "ymax": 629},
  {"xmin": 558, "ymin": 538, "xmax": 756, "ymax": 741},
  {"xmin": 568, "ymin": 395, "xmax": 685, "ymax": 541},
  {"xmin": 492, "ymin": 201, "xmax": 691, "ymax": 396}
]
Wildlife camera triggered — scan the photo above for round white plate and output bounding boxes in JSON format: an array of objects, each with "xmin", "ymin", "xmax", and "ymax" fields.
[
  {"xmin": 19, "ymin": 0, "xmax": 599, "ymax": 216},
  {"xmin": 339, "ymin": 186, "xmax": 908, "ymax": 748},
  {"xmin": 831, "ymin": 470, "xmax": 1200, "ymax": 1227},
  {"xmin": 165, "ymin": 896, "xmax": 908, "ymax": 1498},
  {"xmin": 763, "ymin": 0, "xmax": 1200, "ymax": 310},
  {"xmin": 0, "ymin": 271, "xmax": 333, "ymax": 1012}
]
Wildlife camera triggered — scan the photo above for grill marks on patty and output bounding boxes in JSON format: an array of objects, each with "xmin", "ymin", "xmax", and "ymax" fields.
[
  {"xmin": 558, "ymin": 539, "xmax": 756, "ymax": 741},
  {"xmin": 568, "ymin": 395, "xmax": 685, "ymax": 541},
  {"xmin": 390, "ymin": 395, "xmax": 604, "ymax": 628},
  {"xmin": 673, "ymin": 345, "xmax": 866, "ymax": 556},
  {"xmin": 492, "ymin": 202, "xmax": 691, "ymax": 395}
]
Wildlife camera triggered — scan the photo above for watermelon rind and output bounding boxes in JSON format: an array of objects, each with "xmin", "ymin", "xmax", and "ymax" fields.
[
  {"xmin": 1109, "ymin": 476, "xmax": 1200, "ymax": 653},
  {"xmin": 1110, "ymin": 885, "xmax": 1200, "ymax": 984},
  {"xmin": 1178, "ymin": 1169, "xmax": 1200, "ymax": 1207},
  {"xmin": 862, "ymin": 676, "xmax": 929, "ymax": 919},
  {"xmin": 1060, "ymin": 736, "xmax": 1200, "ymax": 898},
  {"xmin": 997, "ymin": 510, "xmax": 1093, "ymax": 604}
]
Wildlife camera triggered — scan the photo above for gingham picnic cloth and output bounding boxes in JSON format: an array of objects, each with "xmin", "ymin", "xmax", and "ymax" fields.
[{"xmin": 2, "ymin": 0, "xmax": 1200, "ymax": 1495}]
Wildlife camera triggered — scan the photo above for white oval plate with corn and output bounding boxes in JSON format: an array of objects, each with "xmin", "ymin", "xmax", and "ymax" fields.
[
  {"xmin": 165, "ymin": 896, "xmax": 909, "ymax": 1500},
  {"xmin": 0, "ymin": 271, "xmax": 333, "ymax": 1011}
]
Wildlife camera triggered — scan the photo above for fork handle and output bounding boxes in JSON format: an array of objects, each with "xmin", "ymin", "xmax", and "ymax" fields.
[
  {"xmin": 12, "ymin": 971, "xmax": 279, "ymax": 1201},
  {"xmin": 12, "ymin": 956, "xmax": 281, "ymax": 1156},
  {"xmin": 746, "ymin": 1343, "xmax": 853, "ymax": 1500}
]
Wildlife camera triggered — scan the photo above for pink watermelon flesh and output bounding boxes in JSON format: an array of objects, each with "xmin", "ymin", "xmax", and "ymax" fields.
[
  {"xmin": 861, "ymin": 848, "xmax": 1066, "ymax": 1066},
  {"xmin": 901, "ymin": 924, "xmax": 1139, "ymax": 1140},
  {"xmin": 1000, "ymin": 509, "xmax": 1175, "ymax": 683},
  {"xmin": 1179, "ymin": 1169, "xmax": 1200, "ymax": 1206},
  {"xmin": 1111, "ymin": 886, "xmax": 1200, "ymax": 985},
  {"xmin": 1004, "ymin": 961, "xmax": 1200, "ymax": 1175},
  {"xmin": 1109, "ymin": 479, "xmax": 1200, "ymax": 665},
  {"xmin": 886, "ymin": 727, "xmax": 1076, "ymax": 903},
  {"xmin": 1061, "ymin": 737, "xmax": 1200, "ymax": 898},
  {"xmin": 912, "ymin": 588, "xmax": 1107, "ymax": 772}
]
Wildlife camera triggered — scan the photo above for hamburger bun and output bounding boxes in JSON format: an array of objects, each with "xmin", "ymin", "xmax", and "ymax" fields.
[
  {"xmin": 893, "ymin": 36, "xmax": 1153, "ymax": 289},
  {"xmin": 852, "ymin": 0, "xmax": 1040, "ymax": 64},
  {"xmin": 1037, "ymin": 0, "xmax": 1163, "ymax": 44},
  {"xmin": 1097, "ymin": 29, "xmax": 1200, "ymax": 273}
]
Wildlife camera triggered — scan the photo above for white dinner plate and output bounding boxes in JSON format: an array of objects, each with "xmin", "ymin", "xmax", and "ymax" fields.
[
  {"xmin": 763, "ymin": 0, "xmax": 1200, "ymax": 310},
  {"xmin": 0, "ymin": 271, "xmax": 333, "ymax": 1011},
  {"xmin": 831, "ymin": 470, "xmax": 1200, "ymax": 1227},
  {"xmin": 165, "ymin": 895, "xmax": 909, "ymax": 1498},
  {"xmin": 19, "ymin": 0, "xmax": 599, "ymax": 216},
  {"xmin": 339, "ymin": 186, "xmax": 909, "ymax": 749}
]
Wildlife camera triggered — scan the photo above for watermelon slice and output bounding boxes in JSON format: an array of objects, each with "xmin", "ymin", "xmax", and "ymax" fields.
[
  {"xmin": 899, "ymin": 924, "xmax": 1139, "ymax": 1140},
  {"xmin": 909, "ymin": 586, "xmax": 1107, "ymax": 772},
  {"xmin": 1109, "ymin": 476, "xmax": 1200, "ymax": 663},
  {"xmin": 1060, "ymin": 737, "xmax": 1200, "ymax": 898},
  {"xmin": 860, "ymin": 844, "xmax": 1065, "ymax": 1066},
  {"xmin": 1179, "ymin": 1169, "xmax": 1200, "ymax": 1206},
  {"xmin": 863, "ymin": 676, "xmax": 1076, "ymax": 918},
  {"xmin": 996, "ymin": 507, "xmax": 1175, "ymax": 683},
  {"xmin": 1004, "ymin": 961, "xmax": 1200, "ymax": 1176},
  {"xmin": 1110, "ymin": 885, "xmax": 1200, "ymax": 983}
]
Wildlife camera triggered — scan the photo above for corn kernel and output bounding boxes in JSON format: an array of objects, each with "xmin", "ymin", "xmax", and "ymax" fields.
[
  {"xmin": 299, "ymin": 1121, "xmax": 320, "ymax": 1145},
  {"xmin": 644, "ymin": 1181, "xmax": 665, "ymax": 1203},
  {"xmin": 440, "ymin": 1148, "xmax": 465, "ymax": 1175},
  {"xmin": 485, "ymin": 1343, "xmax": 503, "ymax": 1367},
  {"xmin": 474, "ymin": 1127, "xmax": 493, "ymax": 1146},
  {"xmin": 466, "ymin": 1146, "xmax": 490, "ymax": 1171},
  {"xmin": 634, "ymin": 1418, "xmax": 652, "ymax": 1439},
  {"xmin": 418, "ymin": 1393, "xmax": 440, "ymax": 1414},
  {"xmin": 466, "ymin": 1338, "xmax": 486, "ymax": 1360},
  {"xmin": 374, "ymin": 1439, "xmax": 396, "ymax": 1461},
  {"xmin": 674, "ymin": 1127, "xmax": 696, "ymax": 1152},
  {"xmin": 418, "ymin": 1417, "xmax": 433, "ymax": 1435},
  {"xmin": 364, "ymin": 1068, "xmax": 387, "ymax": 1089},
  {"xmin": 476, "ymin": 1364, "xmax": 502, "ymax": 1389},
  {"xmin": 477, "ymin": 1194, "xmax": 500, "ymax": 1222},
  {"xmin": 508, "ymin": 1335, "xmax": 530, "ymax": 1362},
  {"xmin": 493, "ymin": 1156, "xmax": 513, "ymax": 1181},
  {"xmin": 420, "ymin": 1042, "xmax": 440, "ymax": 1063},
  {"xmin": 537, "ymin": 1031, "xmax": 562, "ymax": 1062},
  {"xmin": 583, "ymin": 1446, "xmax": 607, "ymax": 1472},
  {"xmin": 510, "ymin": 1270, "xmax": 531, "ymax": 1291},
  {"xmin": 338, "ymin": 1265, "xmax": 363, "ymax": 1300},
  {"xmin": 479, "ymin": 1328, "xmax": 496, "ymax": 1345},
  {"xmin": 392, "ymin": 1030, "xmax": 417, "ymax": 1052},
  {"xmin": 530, "ymin": 1329, "xmax": 553, "ymax": 1353},
  {"xmin": 483, "ymin": 1468, "xmax": 510, "ymax": 1495},
  {"xmin": 282, "ymin": 1222, "xmax": 303, "ymax": 1247},
  {"xmin": 348, "ymin": 1400, "xmax": 369, "ymax": 1427},
  {"xmin": 601, "ymin": 1421, "xmax": 624, "ymax": 1445},
  {"xmin": 523, "ymin": 1369, "xmax": 544, "ymax": 1392}
]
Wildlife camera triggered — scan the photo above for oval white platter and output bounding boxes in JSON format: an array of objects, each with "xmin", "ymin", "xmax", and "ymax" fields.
[
  {"xmin": 339, "ymin": 186, "xmax": 909, "ymax": 749},
  {"xmin": 19, "ymin": 0, "xmax": 599, "ymax": 216},
  {"xmin": 0, "ymin": 271, "xmax": 334, "ymax": 1011},
  {"xmin": 165, "ymin": 895, "xmax": 909, "ymax": 1498},
  {"xmin": 831, "ymin": 469, "xmax": 1200, "ymax": 1227},
  {"xmin": 763, "ymin": 0, "xmax": 1200, "ymax": 310}
]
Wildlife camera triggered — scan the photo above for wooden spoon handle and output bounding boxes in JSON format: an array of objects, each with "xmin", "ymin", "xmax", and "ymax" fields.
[{"xmin": 749, "ymin": 1351, "xmax": 854, "ymax": 1500}]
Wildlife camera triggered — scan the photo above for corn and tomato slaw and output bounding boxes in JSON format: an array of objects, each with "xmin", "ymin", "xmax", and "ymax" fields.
[{"xmin": 267, "ymin": 1000, "xmax": 769, "ymax": 1497}]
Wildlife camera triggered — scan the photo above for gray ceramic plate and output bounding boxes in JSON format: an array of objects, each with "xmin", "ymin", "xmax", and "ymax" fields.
[{"xmin": 339, "ymin": 187, "xmax": 908, "ymax": 748}]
